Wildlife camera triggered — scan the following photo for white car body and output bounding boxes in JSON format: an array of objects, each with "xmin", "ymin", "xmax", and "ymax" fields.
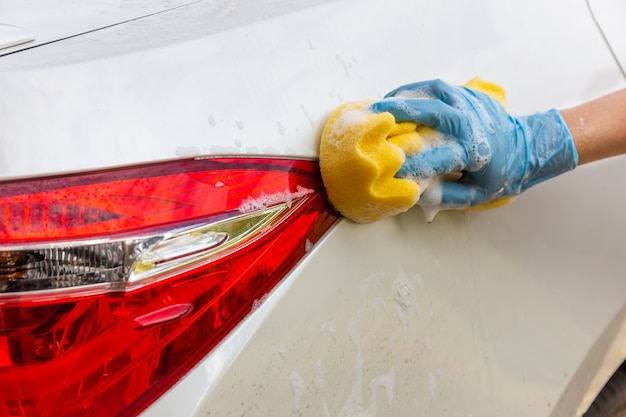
[{"xmin": 1, "ymin": 0, "xmax": 626, "ymax": 416}]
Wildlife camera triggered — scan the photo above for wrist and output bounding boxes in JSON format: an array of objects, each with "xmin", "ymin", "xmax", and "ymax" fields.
[{"xmin": 519, "ymin": 109, "xmax": 578, "ymax": 191}]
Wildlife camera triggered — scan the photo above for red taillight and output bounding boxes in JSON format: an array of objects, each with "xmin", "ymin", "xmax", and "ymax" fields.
[{"xmin": 0, "ymin": 157, "xmax": 339, "ymax": 417}]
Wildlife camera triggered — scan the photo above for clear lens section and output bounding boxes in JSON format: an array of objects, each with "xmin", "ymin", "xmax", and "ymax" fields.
[
  {"xmin": 130, "ymin": 203, "xmax": 287, "ymax": 283},
  {"xmin": 0, "ymin": 241, "xmax": 145, "ymax": 292},
  {"xmin": 0, "ymin": 204, "xmax": 290, "ymax": 292}
]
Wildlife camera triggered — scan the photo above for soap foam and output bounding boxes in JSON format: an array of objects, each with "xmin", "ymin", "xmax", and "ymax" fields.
[
  {"xmin": 369, "ymin": 367, "xmax": 396, "ymax": 408},
  {"xmin": 395, "ymin": 85, "xmax": 434, "ymax": 100},
  {"xmin": 455, "ymin": 97, "xmax": 491, "ymax": 172},
  {"xmin": 320, "ymin": 321, "xmax": 337, "ymax": 340},
  {"xmin": 418, "ymin": 180, "xmax": 444, "ymax": 222},
  {"xmin": 238, "ymin": 185, "xmax": 313, "ymax": 213},
  {"xmin": 427, "ymin": 371, "xmax": 437, "ymax": 399},
  {"xmin": 325, "ymin": 108, "xmax": 372, "ymax": 148},
  {"xmin": 289, "ymin": 371, "xmax": 305, "ymax": 413},
  {"xmin": 314, "ymin": 359, "xmax": 326, "ymax": 391}
]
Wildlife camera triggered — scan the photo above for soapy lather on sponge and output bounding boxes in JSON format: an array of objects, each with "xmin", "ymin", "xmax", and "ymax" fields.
[
  {"xmin": 319, "ymin": 77, "xmax": 555, "ymax": 223},
  {"xmin": 319, "ymin": 100, "xmax": 426, "ymax": 224}
]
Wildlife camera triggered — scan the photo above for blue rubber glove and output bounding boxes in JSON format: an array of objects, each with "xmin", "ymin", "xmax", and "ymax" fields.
[{"xmin": 370, "ymin": 79, "xmax": 578, "ymax": 212}]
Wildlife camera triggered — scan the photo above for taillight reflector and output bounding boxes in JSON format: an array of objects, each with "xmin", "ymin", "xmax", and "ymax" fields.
[{"xmin": 0, "ymin": 157, "xmax": 339, "ymax": 417}]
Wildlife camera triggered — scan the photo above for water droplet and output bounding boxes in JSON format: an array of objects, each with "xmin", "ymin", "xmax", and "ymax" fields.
[
  {"xmin": 277, "ymin": 121, "xmax": 285, "ymax": 135},
  {"xmin": 314, "ymin": 359, "xmax": 325, "ymax": 391},
  {"xmin": 208, "ymin": 115, "xmax": 216, "ymax": 126},
  {"xmin": 290, "ymin": 371, "xmax": 305, "ymax": 413},
  {"xmin": 175, "ymin": 145, "xmax": 201, "ymax": 157},
  {"xmin": 245, "ymin": 146, "xmax": 259, "ymax": 154},
  {"xmin": 235, "ymin": 120, "xmax": 244, "ymax": 130},
  {"xmin": 300, "ymin": 105, "xmax": 315, "ymax": 128},
  {"xmin": 335, "ymin": 54, "xmax": 350, "ymax": 77},
  {"xmin": 427, "ymin": 372, "xmax": 437, "ymax": 399}
]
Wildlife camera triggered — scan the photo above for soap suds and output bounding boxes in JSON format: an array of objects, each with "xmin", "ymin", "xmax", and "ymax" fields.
[
  {"xmin": 395, "ymin": 85, "xmax": 434, "ymax": 100},
  {"xmin": 392, "ymin": 305, "xmax": 408, "ymax": 342},
  {"xmin": 456, "ymin": 97, "xmax": 491, "ymax": 172},
  {"xmin": 330, "ymin": 110, "xmax": 369, "ymax": 147},
  {"xmin": 393, "ymin": 83, "xmax": 501, "ymax": 220},
  {"xmin": 238, "ymin": 186, "xmax": 313, "ymax": 213},
  {"xmin": 277, "ymin": 344, "xmax": 286, "ymax": 359},
  {"xmin": 360, "ymin": 274, "xmax": 381, "ymax": 302},
  {"xmin": 427, "ymin": 371, "xmax": 437, "ymax": 399},
  {"xmin": 175, "ymin": 145, "xmax": 202, "ymax": 157},
  {"xmin": 369, "ymin": 367, "xmax": 395, "ymax": 409},
  {"xmin": 210, "ymin": 144, "xmax": 240, "ymax": 154},
  {"xmin": 392, "ymin": 274, "xmax": 415, "ymax": 311},
  {"xmin": 262, "ymin": 145, "xmax": 282, "ymax": 155},
  {"xmin": 418, "ymin": 180, "xmax": 445, "ymax": 222},
  {"xmin": 320, "ymin": 322, "xmax": 337, "ymax": 341},
  {"xmin": 327, "ymin": 311, "xmax": 401, "ymax": 417},
  {"xmin": 314, "ymin": 359, "xmax": 326, "ymax": 391},
  {"xmin": 290, "ymin": 371, "xmax": 305, "ymax": 413},
  {"xmin": 322, "ymin": 401, "xmax": 331, "ymax": 417},
  {"xmin": 348, "ymin": 313, "xmax": 362, "ymax": 352},
  {"xmin": 245, "ymin": 146, "xmax": 259, "ymax": 154},
  {"xmin": 251, "ymin": 294, "xmax": 267, "ymax": 312}
]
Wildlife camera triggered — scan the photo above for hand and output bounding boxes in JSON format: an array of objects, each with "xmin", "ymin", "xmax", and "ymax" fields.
[{"xmin": 370, "ymin": 79, "xmax": 578, "ymax": 213}]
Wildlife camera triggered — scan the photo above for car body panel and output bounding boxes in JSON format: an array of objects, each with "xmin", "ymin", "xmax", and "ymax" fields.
[
  {"xmin": 588, "ymin": 0, "xmax": 626, "ymax": 76},
  {"xmin": 0, "ymin": 0, "xmax": 197, "ymax": 54},
  {"xmin": 1, "ymin": 0, "xmax": 625, "ymax": 416}
]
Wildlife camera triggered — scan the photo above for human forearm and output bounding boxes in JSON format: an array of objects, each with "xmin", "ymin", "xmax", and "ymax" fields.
[{"xmin": 561, "ymin": 88, "xmax": 626, "ymax": 165}]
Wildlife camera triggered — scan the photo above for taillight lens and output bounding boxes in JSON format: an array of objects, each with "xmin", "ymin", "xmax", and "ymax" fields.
[{"xmin": 0, "ymin": 157, "xmax": 338, "ymax": 417}]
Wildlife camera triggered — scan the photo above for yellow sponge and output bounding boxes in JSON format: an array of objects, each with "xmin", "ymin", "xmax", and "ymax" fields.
[
  {"xmin": 319, "ymin": 101, "xmax": 422, "ymax": 224},
  {"xmin": 319, "ymin": 78, "xmax": 508, "ymax": 223}
]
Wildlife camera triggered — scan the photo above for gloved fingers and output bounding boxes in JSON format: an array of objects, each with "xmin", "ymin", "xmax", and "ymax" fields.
[
  {"xmin": 420, "ymin": 180, "xmax": 488, "ymax": 209},
  {"xmin": 370, "ymin": 97, "xmax": 467, "ymax": 137},
  {"xmin": 384, "ymin": 79, "xmax": 460, "ymax": 104},
  {"xmin": 396, "ymin": 146, "xmax": 467, "ymax": 179}
]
